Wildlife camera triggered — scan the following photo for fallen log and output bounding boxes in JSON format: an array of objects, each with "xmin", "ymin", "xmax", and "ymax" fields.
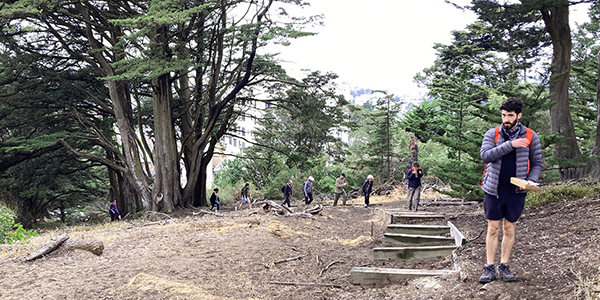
[
  {"xmin": 24, "ymin": 233, "xmax": 69, "ymax": 261},
  {"xmin": 304, "ymin": 204, "xmax": 323, "ymax": 215},
  {"xmin": 62, "ymin": 239, "xmax": 104, "ymax": 255},
  {"xmin": 257, "ymin": 200, "xmax": 293, "ymax": 216},
  {"xmin": 23, "ymin": 234, "xmax": 105, "ymax": 261}
]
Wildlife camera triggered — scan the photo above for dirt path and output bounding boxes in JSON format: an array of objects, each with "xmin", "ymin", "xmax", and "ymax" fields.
[{"xmin": 1, "ymin": 195, "xmax": 599, "ymax": 300}]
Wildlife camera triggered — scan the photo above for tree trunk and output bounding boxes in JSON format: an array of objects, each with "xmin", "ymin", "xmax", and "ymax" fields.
[
  {"xmin": 108, "ymin": 81, "xmax": 153, "ymax": 210},
  {"xmin": 409, "ymin": 138, "xmax": 419, "ymax": 163},
  {"xmin": 151, "ymin": 72, "xmax": 182, "ymax": 212},
  {"xmin": 591, "ymin": 49, "xmax": 600, "ymax": 157},
  {"xmin": 540, "ymin": 1, "xmax": 581, "ymax": 180}
]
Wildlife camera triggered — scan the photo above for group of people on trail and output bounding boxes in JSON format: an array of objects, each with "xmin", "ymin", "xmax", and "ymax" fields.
[{"xmin": 104, "ymin": 97, "xmax": 541, "ymax": 286}]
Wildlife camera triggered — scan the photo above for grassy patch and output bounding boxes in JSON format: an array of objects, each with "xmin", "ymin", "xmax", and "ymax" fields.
[
  {"xmin": 526, "ymin": 180, "xmax": 600, "ymax": 207},
  {"xmin": 573, "ymin": 267, "xmax": 600, "ymax": 300}
]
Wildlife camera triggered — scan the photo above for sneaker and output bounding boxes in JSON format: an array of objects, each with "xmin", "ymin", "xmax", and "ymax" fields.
[
  {"xmin": 498, "ymin": 263, "xmax": 516, "ymax": 282},
  {"xmin": 479, "ymin": 264, "xmax": 496, "ymax": 283},
  {"xmin": 364, "ymin": 204, "xmax": 368, "ymax": 208}
]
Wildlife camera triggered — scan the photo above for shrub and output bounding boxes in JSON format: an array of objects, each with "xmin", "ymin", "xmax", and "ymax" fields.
[
  {"xmin": 0, "ymin": 206, "xmax": 37, "ymax": 244},
  {"xmin": 526, "ymin": 181, "xmax": 600, "ymax": 207}
]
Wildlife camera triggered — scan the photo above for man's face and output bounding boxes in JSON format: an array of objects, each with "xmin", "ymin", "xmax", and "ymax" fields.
[
  {"xmin": 340, "ymin": 175, "xmax": 344, "ymax": 179},
  {"xmin": 501, "ymin": 110, "xmax": 522, "ymax": 130}
]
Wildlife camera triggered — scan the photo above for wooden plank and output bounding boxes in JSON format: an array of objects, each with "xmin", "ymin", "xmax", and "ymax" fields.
[
  {"xmin": 386, "ymin": 224, "xmax": 450, "ymax": 235},
  {"xmin": 373, "ymin": 245, "xmax": 457, "ymax": 262},
  {"xmin": 391, "ymin": 213, "xmax": 445, "ymax": 224},
  {"xmin": 447, "ymin": 221, "xmax": 466, "ymax": 247},
  {"xmin": 351, "ymin": 267, "xmax": 458, "ymax": 286},
  {"xmin": 384, "ymin": 233, "xmax": 455, "ymax": 246},
  {"xmin": 510, "ymin": 177, "xmax": 541, "ymax": 191}
]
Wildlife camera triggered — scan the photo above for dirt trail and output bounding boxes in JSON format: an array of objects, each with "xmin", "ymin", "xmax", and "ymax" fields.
[{"xmin": 1, "ymin": 194, "xmax": 599, "ymax": 300}]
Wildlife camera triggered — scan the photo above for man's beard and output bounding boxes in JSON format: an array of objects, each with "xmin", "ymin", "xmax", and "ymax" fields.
[{"xmin": 504, "ymin": 119, "xmax": 519, "ymax": 130}]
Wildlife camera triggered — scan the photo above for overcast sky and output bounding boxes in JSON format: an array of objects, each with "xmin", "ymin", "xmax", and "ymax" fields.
[{"xmin": 270, "ymin": 0, "xmax": 592, "ymax": 100}]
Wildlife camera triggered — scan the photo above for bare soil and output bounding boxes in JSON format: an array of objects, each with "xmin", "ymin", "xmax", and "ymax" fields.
[{"xmin": 1, "ymin": 192, "xmax": 599, "ymax": 300}]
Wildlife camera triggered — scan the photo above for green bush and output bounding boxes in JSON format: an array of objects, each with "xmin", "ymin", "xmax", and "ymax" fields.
[
  {"xmin": 0, "ymin": 206, "xmax": 37, "ymax": 244},
  {"xmin": 525, "ymin": 181, "xmax": 600, "ymax": 207},
  {"xmin": 209, "ymin": 179, "xmax": 264, "ymax": 206}
]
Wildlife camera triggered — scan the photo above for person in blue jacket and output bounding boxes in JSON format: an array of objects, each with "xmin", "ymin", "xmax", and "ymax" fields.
[
  {"xmin": 282, "ymin": 180, "xmax": 293, "ymax": 208},
  {"xmin": 406, "ymin": 161, "xmax": 423, "ymax": 211},
  {"xmin": 303, "ymin": 176, "xmax": 314, "ymax": 205}
]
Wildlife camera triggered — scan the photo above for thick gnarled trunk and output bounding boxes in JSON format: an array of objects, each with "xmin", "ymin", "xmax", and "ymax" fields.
[
  {"xmin": 151, "ymin": 73, "xmax": 181, "ymax": 212},
  {"xmin": 540, "ymin": 1, "xmax": 580, "ymax": 180}
]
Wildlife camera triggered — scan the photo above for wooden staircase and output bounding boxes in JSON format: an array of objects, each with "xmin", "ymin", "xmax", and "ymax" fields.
[{"xmin": 351, "ymin": 211, "xmax": 466, "ymax": 286}]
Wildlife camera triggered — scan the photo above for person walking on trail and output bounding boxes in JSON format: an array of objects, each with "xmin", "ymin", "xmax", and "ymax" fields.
[
  {"xmin": 209, "ymin": 188, "xmax": 221, "ymax": 212},
  {"xmin": 238, "ymin": 183, "xmax": 252, "ymax": 210},
  {"xmin": 303, "ymin": 176, "xmax": 314, "ymax": 205},
  {"xmin": 282, "ymin": 180, "xmax": 293, "ymax": 207},
  {"xmin": 362, "ymin": 174, "xmax": 374, "ymax": 208},
  {"xmin": 479, "ymin": 97, "xmax": 542, "ymax": 284},
  {"xmin": 406, "ymin": 161, "xmax": 423, "ymax": 211},
  {"xmin": 333, "ymin": 173, "xmax": 348, "ymax": 206},
  {"xmin": 109, "ymin": 199, "xmax": 121, "ymax": 221}
]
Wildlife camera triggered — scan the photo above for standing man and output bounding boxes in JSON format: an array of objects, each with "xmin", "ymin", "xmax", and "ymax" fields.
[
  {"xmin": 282, "ymin": 180, "xmax": 293, "ymax": 207},
  {"xmin": 406, "ymin": 161, "xmax": 423, "ymax": 211},
  {"xmin": 362, "ymin": 174, "xmax": 374, "ymax": 208},
  {"xmin": 303, "ymin": 176, "xmax": 314, "ymax": 205},
  {"xmin": 479, "ymin": 97, "xmax": 542, "ymax": 283},
  {"xmin": 333, "ymin": 173, "xmax": 348, "ymax": 206},
  {"xmin": 238, "ymin": 183, "xmax": 252, "ymax": 210}
]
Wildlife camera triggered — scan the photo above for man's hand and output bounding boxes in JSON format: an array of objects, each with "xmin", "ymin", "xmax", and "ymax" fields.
[{"xmin": 511, "ymin": 138, "xmax": 530, "ymax": 148}]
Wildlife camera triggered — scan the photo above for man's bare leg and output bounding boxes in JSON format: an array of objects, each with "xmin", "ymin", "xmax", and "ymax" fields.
[
  {"xmin": 500, "ymin": 220, "xmax": 516, "ymax": 263},
  {"xmin": 486, "ymin": 220, "xmax": 502, "ymax": 265}
]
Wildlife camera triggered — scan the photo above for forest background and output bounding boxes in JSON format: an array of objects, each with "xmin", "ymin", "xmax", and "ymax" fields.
[{"xmin": 1, "ymin": 0, "xmax": 599, "ymax": 238}]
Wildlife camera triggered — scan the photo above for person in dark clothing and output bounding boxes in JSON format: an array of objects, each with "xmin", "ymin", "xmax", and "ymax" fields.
[
  {"xmin": 479, "ymin": 97, "xmax": 542, "ymax": 284},
  {"xmin": 303, "ymin": 176, "xmax": 314, "ymax": 205},
  {"xmin": 238, "ymin": 183, "xmax": 252, "ymax": 210},
  {"xmin": 282, "ymin": 180, "xmax": 293, "ymax": 207},
  {"xmin": 109, "ymin": 199, "xmax": 121, "ymax": 221},
  {"xmin": 362, "ymin": 174, "xmax": 374, "ymax": 207},
  {"xmin": 406, "ymin": 161, "xmax": 423, "ymax": 211},
  {"xmin": 209, "ymin": 188, "xmax": 221, "ymax": 211}
]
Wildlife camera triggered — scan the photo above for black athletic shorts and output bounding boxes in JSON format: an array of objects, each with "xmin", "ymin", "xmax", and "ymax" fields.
[{"xmin": 483, "ymin": 190, "xmax": 526, "ymax": 223}]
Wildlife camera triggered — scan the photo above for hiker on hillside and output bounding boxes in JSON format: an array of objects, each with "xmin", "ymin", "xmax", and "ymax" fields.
[
  {"xmin": 282, "ymin": 180, "xmax": 293, "ymax": 208},
  {"xmin": 303, "ymin": 176, "xmax": 314, "ymax": 205},
  {"xmin": 209, "ymin": 188, "xmax": 221, "ymax": 212},
  {"xmin": 108, "ymin": 199, "xmax": 121, "ymax": 221},
  {"xmin": 479, "ymin": 97, "xmax": 542, "ymax": 284},
  {"xmin": 406, "ymin": 161, "xmax": 423, "ymax": 211},
  {"xmin": 238, "ymin": 183, "xmax": 252, "ymax": 210},
  {"xmin": 333, "ymin": 173, "xmax": 348, "ymax": 206},
  {"xmin": 361, "ymin": 174, "xmax": 374, "ymax": 208}
]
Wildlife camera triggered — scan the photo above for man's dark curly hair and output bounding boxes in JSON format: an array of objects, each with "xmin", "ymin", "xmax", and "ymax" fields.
[{"xmin": 499, "ymin": 97, "xmax": 523, "ymax": 114}]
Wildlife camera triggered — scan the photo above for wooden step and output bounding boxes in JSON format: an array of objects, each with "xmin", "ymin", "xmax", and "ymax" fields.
[
  {"xmin": 351, "ymin": 267, "xmax": 458, "ymax": 286},
  {"xmin": 389, "ymin": 213, "xmax": 445, "ymax": 224},
  {"xmin": 373, "ymin": 245, "xmax": 457, "ymax": 262},
  {"xmin": 386, "ymin": 224, "xmax": 450, "ymax": 235},
  {"xmin": 384, "ymin": 233, "xmax": 455, "ymax": 246}
]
